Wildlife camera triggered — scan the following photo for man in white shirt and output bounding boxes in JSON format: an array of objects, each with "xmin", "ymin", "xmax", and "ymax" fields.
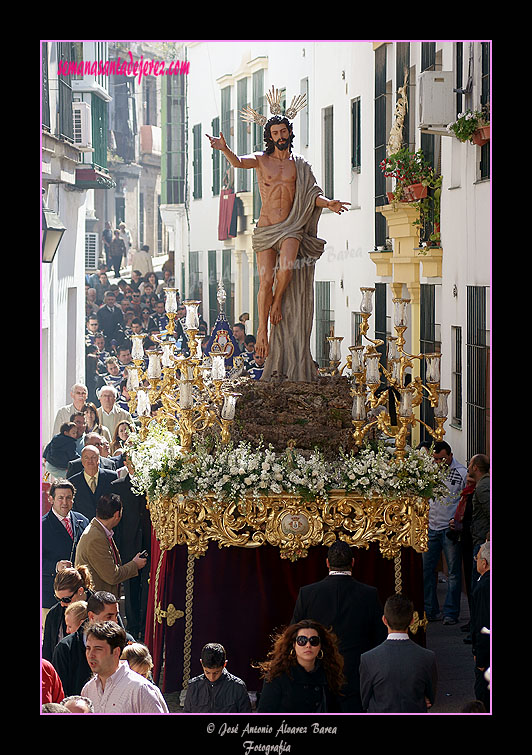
[
  {"xmin": 82, "ymin": 620, "xmax": 168, "ymax": 713},
  {"xmin": 422, "ymin": 441, "xmax": 467, "ymax": 625},
  {"xmin": 97, "ymin": 386, "xmax": 133, "ymax": 439}
]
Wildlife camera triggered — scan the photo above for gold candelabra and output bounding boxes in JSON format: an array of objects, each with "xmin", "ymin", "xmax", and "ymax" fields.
[
  {"xmin": 125, "ymin": 290, "xmax": 240, "ymax": 450},
  {"xmin": 328, "ymin": 287, "xmax": 450, "ymax": 460}
]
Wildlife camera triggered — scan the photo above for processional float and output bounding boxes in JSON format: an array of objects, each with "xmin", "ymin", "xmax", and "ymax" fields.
[{"xmin": 125, "ymin": 281, "xmax": 450, "ymax": 692}]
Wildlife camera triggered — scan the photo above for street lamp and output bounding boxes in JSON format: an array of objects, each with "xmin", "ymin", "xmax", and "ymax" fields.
[{"xmin": 42, "ymin": 194, "xmax": 66, "ymax": 263}]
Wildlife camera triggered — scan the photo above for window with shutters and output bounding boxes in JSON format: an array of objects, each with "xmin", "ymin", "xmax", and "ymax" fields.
[
  {"xmin": 222, "ymin": 249, "xmax": 234, "ymax": 324},
  {"xmin": 211, "ymin": 116, "xmax": 221, "ymax": 196},
  {"xmin": 58, "ymin": 42, "xmax": 75, "ymax": 142},
  {"xmin": 193, "ymin": 124, "xmax": 202, "ymax": 199},
  {"xmin": 323, "ymin": 106, "xmax": 334, "ymax": 199},
  {"xmin": 466, "ymin": 286, "xmax": 489, "ymax": 457},
  {"xmin": 374, "ymin": 44, "xmax": 387, "ymax": 248},
  {"xmin": 419, "ymin": 284, "xmax": 441, "ymax": 443},
  {"xmin": 221, "ymin": 86, "xmax": 233, "ymax": 191},
  {"xmin": 91, "ymin": 93, "xmax": 108, "ymax": 170},
  {"xmin": 300, "ymin": 78, "xmax": 309, "ymax": 148},
  {"xmin": 252, "ymin": 70, "xmax": 265, "ymax": 222},
  {"xmin": 208, "ymin": 250, "xmax": 218, "ymax": 329},
  {"xmin": 480, "ymin": 42, "xmax": 490, "ymax": 180},
  {"xmin": 451, "ymin": 326, "xmax": 462, "ymax": 428},
  {"xmin": 315, "ymin": 281, "xmax": 334, "ymax": 368},
  {"xmin": 237, "ymin": 78, "xmax": 250, "ymax": 192},
  {"xmin": 189, "ymin": 251, "xmax": 202, "ymax": 302},
  {"xmin": 351, "ymin": 97, "xmax": 361, "ymax": 172},
  {"xmin": 162, "ymin": 74, "xmax": 186, "ymax": 205}
]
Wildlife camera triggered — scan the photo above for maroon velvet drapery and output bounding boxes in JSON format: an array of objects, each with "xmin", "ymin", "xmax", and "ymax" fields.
[{"xmin": 144, "ymin": 534, "xmax": 425, "ymax": 694}]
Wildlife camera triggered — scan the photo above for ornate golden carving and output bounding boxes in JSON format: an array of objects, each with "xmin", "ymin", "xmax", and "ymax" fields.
[
  {"xmin": 146, "ymin": 490, "xmax": 429, "ymax": 562},
  {"xmin": 154, "ymin": 602, "xmax": 184, "ymax": 627}
]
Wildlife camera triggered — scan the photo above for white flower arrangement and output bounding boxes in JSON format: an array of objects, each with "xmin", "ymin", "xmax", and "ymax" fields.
[{"xmin": 126, "ymin": 425, "xmax": 448, "ymax": 504}]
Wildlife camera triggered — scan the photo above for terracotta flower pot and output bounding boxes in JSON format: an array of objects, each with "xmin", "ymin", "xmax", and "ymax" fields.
[
  {"xmin": 472, "ymin": 125, "xmax": 490, "ymax": 147},
  {"xmin": 402, "ymin": 183, "xmax": 428, "ymax": 202}
]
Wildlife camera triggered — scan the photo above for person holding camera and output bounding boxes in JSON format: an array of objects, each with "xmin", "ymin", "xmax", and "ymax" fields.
[
  {"xmin": 422, "ymin": 441, "xmax": 467, "ymax": 626},
  {"xmin": 74, "ymin": 493, "xmax": 147, "ymax": 599}
]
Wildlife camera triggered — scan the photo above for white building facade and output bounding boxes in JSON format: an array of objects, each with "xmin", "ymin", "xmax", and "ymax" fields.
[
  {"xmin": 42, "ymin": 41, "xmax": 90, "ymax": 444},
  {"xmin": 184, "ymin": 40, "xmax": 491, "ymax": 464},
  {"xmin": 41, "ymin": 41, "xmax": 114, "ymax": 443}
]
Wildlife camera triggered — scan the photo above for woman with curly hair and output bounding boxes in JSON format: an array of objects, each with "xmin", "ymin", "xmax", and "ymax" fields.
[{"xmin": 256, "ymin": 619, "xmax": 345, "ymax": 712}]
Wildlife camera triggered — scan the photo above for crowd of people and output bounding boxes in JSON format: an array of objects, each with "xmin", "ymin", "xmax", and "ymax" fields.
[
  {"xmin": 42, "ymin": 526, "xmax": 490, "ymax": 715},
  {"xmin": 82, "ymin": 259, "xmax": 267, "ymax": 410},
  {"xmin": 42, "ymin": 252, "xmax": 491, "ymax": 715}
]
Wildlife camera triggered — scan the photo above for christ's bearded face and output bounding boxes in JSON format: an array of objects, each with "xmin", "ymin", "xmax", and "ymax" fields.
[{"xmin": 269, "ymin": 123, "xmax": 291, "ymax": 151}]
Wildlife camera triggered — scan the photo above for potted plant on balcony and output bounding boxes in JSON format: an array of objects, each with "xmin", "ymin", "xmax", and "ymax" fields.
[
  {"xmin": 447, "ymin": 105, "xmax": 490, "ymax": 146},
  {"xmin": 380, "ymin": 147, "xmax": 437, "ymax": 204},
  {"xmin": 413, "ymin": 174, "xmax": 442, "ymax": 250}
]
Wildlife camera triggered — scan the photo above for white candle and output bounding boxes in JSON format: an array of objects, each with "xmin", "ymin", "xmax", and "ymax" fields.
[
  {"xmin": 131, "ymin": 335, "xmax": 145, "ymax": 361},
  {"xmin": 165, "ymin": 289, "xmax": 178, "ymax": 314},
  {"xmin": 393, "ymin": 298, "xmax": 410, "ymax": 328},
  {"xmin": 147, "ymin": 351, "xmax": 162, "ymax": 379},
  {"xmin": 349, "ymin": 346, "xmax": 365, "ymax": 373},
  {"xmin": 360, "ymin": 287, "xmax": 375, "ymax": 314},
  {"xmin": 425, "ymin": 353, "xmax": 441, "ymax": 384},
  {"xmin": 365, "ymin": 353, "xmax": 381, "ymax": 385},
  {"xmin": 351, "ymin": 393, "xmax": 367, "ymax": 421},
  {"xmin": 212, "ymin": 355, "xmax": 226, "ymax": 380},
  {"xmin": 161, "ymin": 343, "xmax": 175, "ymax": 368},
  {"xmin": 221, "ymin": 394, "xmax": 237, "ymax": 420},
  {"xmin": 434, "ymin": 389, "xmax": 450, "ymax": 418},
  {"xmin": 185, "ymin": 303, "xmax": 199, "ymax": 330},
  {"xmin": 127, "ymin": 367, "xmax": 140, "ymax": 391},
  {"xmin": 179, "ymin": 381, "xmax": 193, "ymax": 409},
  {"xmin": 136, "ymin": 389, "xmax": 150, "ymax": 416}
]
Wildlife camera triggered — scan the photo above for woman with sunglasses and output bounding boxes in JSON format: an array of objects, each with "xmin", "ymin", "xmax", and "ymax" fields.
[
  {"xmin": 256, "ymin": 619, "xmax": 345, "ymax": 713},
  {"xmin": 42, "ymin": 565, "xmax": 94, "ymax": 662}
]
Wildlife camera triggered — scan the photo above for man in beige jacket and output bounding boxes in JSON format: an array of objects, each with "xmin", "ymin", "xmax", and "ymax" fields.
[{"xmin": 75, "ymin": 493, "xmax": 147, "ymax": 596}]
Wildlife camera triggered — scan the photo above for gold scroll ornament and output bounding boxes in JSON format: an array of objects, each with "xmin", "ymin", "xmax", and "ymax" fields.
[{"xmin": 146, "ymin": 491, "xmax": 429, "ymax": 562}]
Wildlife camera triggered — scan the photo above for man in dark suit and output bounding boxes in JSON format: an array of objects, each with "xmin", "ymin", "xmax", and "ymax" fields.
[
  {"xmin": 97, "ymin": 290, "xmax": 124, "ymax": 348},
  {"xmin": 291, "ymin": 540, "xmax": 387, "ymax": 712},
  {"xmin": 42, "ymin": 479, "xmax": 90, "ymax": 611},
  {"xmin": 68, "ymin": 445, "xmax": 118, "ymax": 521},
  {"xmin": 359, "ymin": 593, "xmax": 438, "ymax": 713},
  {"xmin": 66, "ymin": 432, "xmax": 117, "ymax": 479},
  {"xmin": 112, "ymin": 457, "xmax": 152, "ymax": 640},
  {"xmin": 470, "ymin": 541, "xmax": 490, "ymax": 711}
]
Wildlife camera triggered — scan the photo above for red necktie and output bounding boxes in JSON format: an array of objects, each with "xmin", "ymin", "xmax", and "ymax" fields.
[
  {"xmin": 63, "ymin": 517, "xmax": 73, "ymax": 539},
  {"xmin": 108, "ymin": 536, "xmax": 120, "ymax": 565}
]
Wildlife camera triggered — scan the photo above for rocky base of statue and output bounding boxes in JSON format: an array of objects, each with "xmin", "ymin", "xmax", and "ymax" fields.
[{"xmin": 230, "ymin": 375, "xmax": 361, "ymax": 460}]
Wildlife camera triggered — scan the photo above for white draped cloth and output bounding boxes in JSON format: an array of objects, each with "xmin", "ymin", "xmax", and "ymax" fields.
[{"xmin": 252, "ymin": 155, "xmax": 326, "ymax": 383}]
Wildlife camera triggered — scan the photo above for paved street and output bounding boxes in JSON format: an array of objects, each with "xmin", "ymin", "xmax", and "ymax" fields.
[{"xmin": 425, "ymin": 581, "xmax": 481, "ymax": 713}]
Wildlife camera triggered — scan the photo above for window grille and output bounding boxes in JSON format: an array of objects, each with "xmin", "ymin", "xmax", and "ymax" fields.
[{"xmin": 466, "ymin": 286, "xmax": 489, "ymax": 458}]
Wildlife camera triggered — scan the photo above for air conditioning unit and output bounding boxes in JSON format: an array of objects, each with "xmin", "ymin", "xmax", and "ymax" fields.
[
  {"xmin": 418, "ymin": 71, "xmax": 456, "ymax": 135},
  {"xmin": 72, "ymin": 101, "xmax": 94, "ymax": 152},
  {"xmin": 85, "ymin": 232, "xmax": 99, "ymax": 271}
]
